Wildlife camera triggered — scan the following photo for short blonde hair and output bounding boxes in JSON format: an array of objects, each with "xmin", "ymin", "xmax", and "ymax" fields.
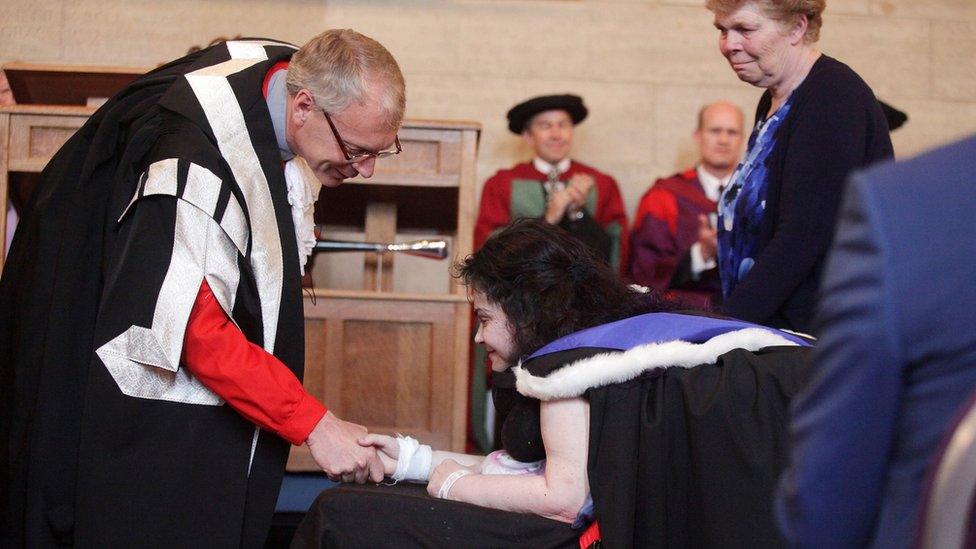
[
  {"xmin": 286, "ymin": 29, "xmax": 406, "ymax": 131},
  {"xmin": 705, "ymin": 0, "xmax": 826, "ymax": 43}
]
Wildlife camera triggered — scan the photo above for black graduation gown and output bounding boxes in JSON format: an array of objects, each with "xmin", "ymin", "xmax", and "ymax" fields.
[
  {"xmin": 293, "ymin": 319, "xmax": 810, "ymax": 548},
  {"xmin": 1, "ymin": 39, "xmax": 305, "ymax": 547},
  {"xmin": 516, "ymin": 338, "xmax": 811, "ymax": 548}
]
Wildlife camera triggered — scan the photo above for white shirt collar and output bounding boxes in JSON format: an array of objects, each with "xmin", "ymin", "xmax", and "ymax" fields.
[
  {"xmin": 533, "ymin": 157, "xmax": 571, "ymax": 176},
  {"xmin": 265, "ymin": 67, "xmax": 294, "ymax": 162},
  {"xmin": 696, "ymin": 165, "xmax": 732, "ymax": 202}
]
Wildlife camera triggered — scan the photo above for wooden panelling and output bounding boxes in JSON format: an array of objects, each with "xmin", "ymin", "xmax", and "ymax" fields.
[
  {"xmin": 8, "ymin": 114, "xmax": 87, "ymax": 172},
  {"xmin": 296, "ymin": 296, "xmax": 463, "ymax": 456}
]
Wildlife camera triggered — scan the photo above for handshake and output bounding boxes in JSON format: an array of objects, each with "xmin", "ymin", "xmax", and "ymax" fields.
[
  {"xmin": 305, "ymin": 411, "xmax": 387, "ymax": 484},
  {"xmin": 305, "ymin": 412, "xmax": 483, "ymax": 499}
]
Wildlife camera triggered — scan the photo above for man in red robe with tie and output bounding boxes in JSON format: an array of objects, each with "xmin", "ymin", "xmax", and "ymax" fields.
[
  {"xmin": 630, "ymin": 101, "xmax": 744, "ymax": 308},
  {"xmin": 474, "ymin": 94, "xmax": 629, "ymax": 273}
]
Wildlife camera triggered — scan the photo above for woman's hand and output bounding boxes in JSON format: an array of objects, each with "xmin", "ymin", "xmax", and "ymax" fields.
[
  {"xmin": 358, "ymin": 433, "xmax": 399, "ymax": 477},
  {"xmin": 427, "ymin": 459, "xmax": 477, "ymax": 499}
]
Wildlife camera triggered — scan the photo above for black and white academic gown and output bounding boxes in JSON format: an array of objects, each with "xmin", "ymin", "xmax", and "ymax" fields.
[{"xmin": 0, "ymin": 39, "xmax": 306, "ymax": 547}]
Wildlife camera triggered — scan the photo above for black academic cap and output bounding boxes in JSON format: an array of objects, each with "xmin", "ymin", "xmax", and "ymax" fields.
[
  {"xmin": 878, "ymin": 99, "xmax": 908, "ymax": 131},
  {"xmin": 506, "ymin": 94, "xmax": 588, "ymax": 134}
]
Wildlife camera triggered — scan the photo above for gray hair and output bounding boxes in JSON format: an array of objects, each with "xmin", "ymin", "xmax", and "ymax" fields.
[
  {"xmin": 705, "ymin": 0, "xmax": 826, "ymax": 43},
  {"xmin": 286, "ymin": 29, "xmax": 406, "ymax": 131}
]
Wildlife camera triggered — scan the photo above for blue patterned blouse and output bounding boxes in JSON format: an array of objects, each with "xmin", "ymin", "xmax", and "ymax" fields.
[{"xmin": 717, "ymin": 96, "xmax": 794, "ymax": 298}]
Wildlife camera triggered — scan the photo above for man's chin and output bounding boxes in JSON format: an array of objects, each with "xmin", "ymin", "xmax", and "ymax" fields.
[
  {"xmin": 318, "ymin": 177, "xmax": 344, "ymax": 188},
  {"xmin": 541, "ymin": 151, "xmax": 569, "ymax": 164},
  {"xmin": 317, "ymin": 170, "xmax": 352, "ymax": 188}
]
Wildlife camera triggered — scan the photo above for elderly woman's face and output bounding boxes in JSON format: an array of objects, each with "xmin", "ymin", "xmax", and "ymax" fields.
[
  {"xmin": 714, "ymin": 2, "xmax": 801, "ymax": 89},
  {"xmin": 472, "ymin": 290, "xmax": 517, "ymax": 372}
]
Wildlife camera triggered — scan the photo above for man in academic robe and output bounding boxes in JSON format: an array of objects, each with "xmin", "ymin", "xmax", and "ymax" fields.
[
  {"xmin": 0, "ymin": 30, "xmax": 404, "ymax": 546},
  {"xmin": 630, "ymin": 101, "xmax": 744, "ymax": 309},
  {"xmin": 474, "ymin": 94, "xmax": 629, "ymax": 272}
]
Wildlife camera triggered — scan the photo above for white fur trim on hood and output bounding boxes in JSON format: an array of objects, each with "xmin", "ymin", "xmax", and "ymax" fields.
[{"xmin": 514, "ymin": 328, "xmax": 800, "ymax": 401}]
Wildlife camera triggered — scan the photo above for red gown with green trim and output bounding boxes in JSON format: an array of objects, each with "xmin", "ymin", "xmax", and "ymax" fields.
[{"xmin": 474, "ymin": 160, "xmax": 629, "ymax": 274}]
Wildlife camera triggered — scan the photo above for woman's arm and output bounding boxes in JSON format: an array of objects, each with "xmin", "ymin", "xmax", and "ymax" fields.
[
  {"xmin": 429, "ymin": 397, "xmax": 590, "ymax": 523},
  {"xmin": 360, "ymin": 434, "xmax": 485, "ymax": 478},
  {"xmin": 431, "ymin": 450, "xmax": 484, "ymax": 469}
]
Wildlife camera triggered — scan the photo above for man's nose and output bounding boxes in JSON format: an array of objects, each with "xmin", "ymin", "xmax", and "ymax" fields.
[{"xmin": 353, "ymin": 156, "xmax": 376, "ymax": 178}]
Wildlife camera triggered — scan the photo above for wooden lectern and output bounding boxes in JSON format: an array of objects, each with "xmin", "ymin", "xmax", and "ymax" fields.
[{"xmin": 0, "ymin": 63, "xmax": 480, "ymax": 470}]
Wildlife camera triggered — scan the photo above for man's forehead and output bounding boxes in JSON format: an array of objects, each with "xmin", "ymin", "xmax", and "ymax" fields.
[
  {"xmin": 332, "ymin": 106, "xmax": 398, "ymax": 150},
  {"xmin": 529, "ymin": 109, "xmax": 574, "ymax": 126},
  {"xmin": 703, "ymin": 105, "xmax": 743, "ymax": 128}
]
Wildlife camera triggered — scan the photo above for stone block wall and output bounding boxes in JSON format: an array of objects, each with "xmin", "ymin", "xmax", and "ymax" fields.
[{"xmin": 2, "ymin": 0, "xmax": 973, "ymax": 221}]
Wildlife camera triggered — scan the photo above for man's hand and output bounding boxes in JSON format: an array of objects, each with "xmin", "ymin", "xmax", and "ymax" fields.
[
  {"xmin": 566, "ymin": 173, "xmax": 595, "ymax": 209},
  {"xmin": 697, "ymin": 214, "xmax": 718, "ymax": 262},
  {"xmin": 306, "ymin": 411, "xmax": 384, "ymax": 483},
  {"xmin": 545, "ymin": 173, "xmax": 593, "ymax": 224},
  {"xmin": 358, "ymin": 433, "xmax": 399, "ymax": 476},
  {"xmin": 545, "ymin": 187, "xmax": 575, "ymax": 224}
]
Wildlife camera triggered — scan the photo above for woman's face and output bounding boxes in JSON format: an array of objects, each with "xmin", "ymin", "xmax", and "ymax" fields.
[
  {"xmin": 472, "ymin": 290, "xmax": 517, "ymax": 372},
  {"xmin": 713, "ymin": 2, "xmax": 803, "ymax": 90}
]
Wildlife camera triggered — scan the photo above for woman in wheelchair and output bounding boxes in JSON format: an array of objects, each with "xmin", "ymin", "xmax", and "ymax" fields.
[{"xmin": 293, "ymin": 219, "xmax": 812, "ymax": 549}]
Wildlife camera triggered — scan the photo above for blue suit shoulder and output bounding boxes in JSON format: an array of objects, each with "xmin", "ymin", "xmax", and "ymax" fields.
[{"xmin": 853, "ymin": 134, "xmax": 976, "ymax": 196}]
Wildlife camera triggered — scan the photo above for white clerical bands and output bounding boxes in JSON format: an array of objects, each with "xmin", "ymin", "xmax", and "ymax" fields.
[
  {"xmin": 436, "ymin": 469, "xmax": 474, "ymax": 500},
  {"xmin": 391, "ymin": 435, "xmax": 433, "ymax": 483}
]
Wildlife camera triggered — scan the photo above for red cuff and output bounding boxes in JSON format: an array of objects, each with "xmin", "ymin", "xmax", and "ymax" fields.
[{"xmin": 278, "ymin": 392, "xmax": 328, "ymax": 445}]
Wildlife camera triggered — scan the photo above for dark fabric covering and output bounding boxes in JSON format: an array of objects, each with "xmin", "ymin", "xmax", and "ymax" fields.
[
  {"xmin": 878, "ymin": 100, "xmax": 908, "ymax": 131},
  {"xmin": 720, "ymin": 55, "xmax": 893, "ymax": 334},
  {"xmin": 575, "ymin": 345, "xmax": 811, "ymax": 548},
  {"xmin": 293, "ymin": 320, "xmax": 810, "ymax": 548},
  {"xmin": 291, "ymin": 483, "xmax": 578, "ymax": 549},
  {"xmin": 0, "ymin": 40, "xmax": 300, "ymax": 547},
  {"xmin": 557, "ymin": 209, "xmax": 612, "ymax": 265}
]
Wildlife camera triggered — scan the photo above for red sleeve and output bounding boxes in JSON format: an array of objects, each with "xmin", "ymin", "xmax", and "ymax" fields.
[
  {"xmin": 629, "ymin": 188, "xmax": 682, "ymax": 289},
  {"xmin": 474, "ymin": 173, "xmax": 513, "ymax": 250},
  {"xmin": 182, "ymin": 279, "xmax": 326, "ymax": 445}
]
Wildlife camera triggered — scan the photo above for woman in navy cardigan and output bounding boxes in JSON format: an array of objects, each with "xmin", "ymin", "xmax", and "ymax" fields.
[{"xmin": 707, "ymin": 0, "xmax": 893, "ymax": 335}]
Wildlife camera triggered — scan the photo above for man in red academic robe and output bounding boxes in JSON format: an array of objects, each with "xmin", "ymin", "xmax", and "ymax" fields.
[
  {"xmin": 474, "ymin": 94, "xmax": 629, "ymax": 273},
  {"xmin": 630, "ymin": 101, "xmax": 744, "ymax": 309}
]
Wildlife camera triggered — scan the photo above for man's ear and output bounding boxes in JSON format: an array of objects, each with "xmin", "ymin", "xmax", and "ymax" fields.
[{"xmin": 291, "ymin": 89, "xmax": 314, "ymax": 127}]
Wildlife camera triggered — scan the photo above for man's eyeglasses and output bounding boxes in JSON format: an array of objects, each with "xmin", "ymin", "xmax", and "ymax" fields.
[{"xmin": 321, "ymin": 109, "xmax": 402, "ymax": 164}]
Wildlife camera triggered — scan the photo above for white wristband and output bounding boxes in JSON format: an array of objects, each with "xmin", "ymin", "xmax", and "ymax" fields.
[
  {"xmin": 392, "ymin": 435, "xmax": 433, "ymax": 483},
  {"xmin": 437, "ymin": 469, "xmax": 474, "ymax": 500}
]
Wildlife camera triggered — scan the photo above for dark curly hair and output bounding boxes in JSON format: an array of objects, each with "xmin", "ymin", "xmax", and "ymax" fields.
[{"xmin": 455, "ymin": 219, "xmax": 676, "ymax": 360}]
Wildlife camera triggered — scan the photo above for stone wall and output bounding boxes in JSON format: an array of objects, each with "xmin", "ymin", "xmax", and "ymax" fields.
[{"xmin": 2, "ymin": 0, "xmax": 974, "ymax": 219}]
